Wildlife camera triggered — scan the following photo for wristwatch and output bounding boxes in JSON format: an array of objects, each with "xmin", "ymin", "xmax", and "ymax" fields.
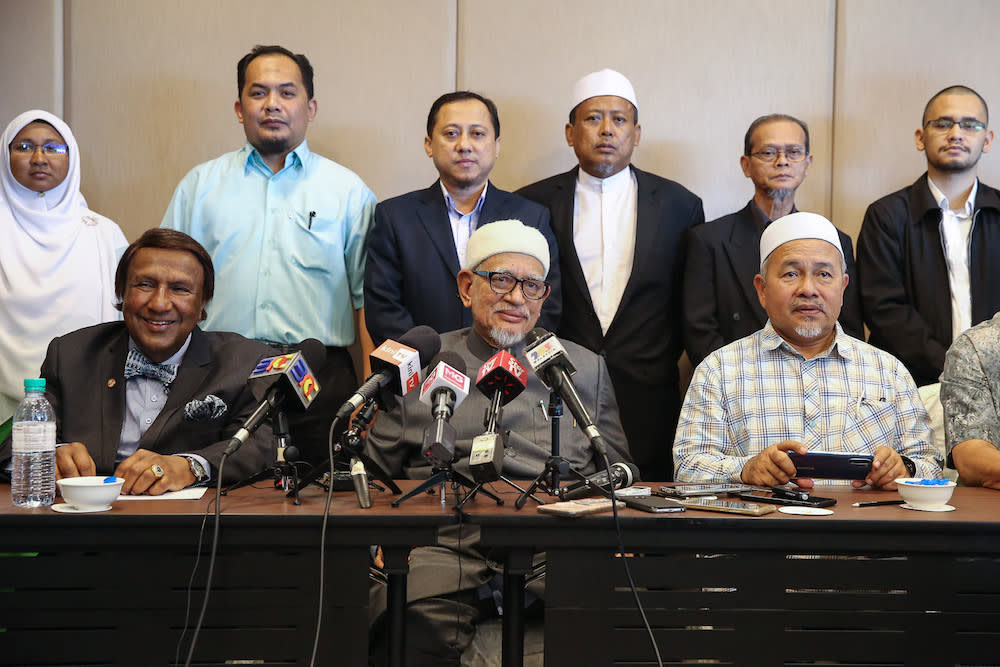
[
  {"xmin": 900, "ymin": 455, "xmax": 916, "ymax": 478},
  {"xmin": 183, "ymin": 456, "xmax": 209, "ymax": 483}
]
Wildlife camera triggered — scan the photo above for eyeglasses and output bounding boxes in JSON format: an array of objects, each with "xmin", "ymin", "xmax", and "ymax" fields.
[
  {"xmin": 749, "ymin": 145, "xmax": 808, "ymax": 162},
  {"xmin": 924, "ymin": 117, "xmax": 987, "ymax": 132},
  {"xmin": 472, "ymin": 270, "xmax": 550, "ymax": 300},
  {"xmin": 10, "ymin": 141, "xmax": 69, "ymax": 156}
]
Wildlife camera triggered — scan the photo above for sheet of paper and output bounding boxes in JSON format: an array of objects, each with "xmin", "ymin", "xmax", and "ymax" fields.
[{"xmin": 116, "ymin": 487, "xmax": 208, "ymax": 501}]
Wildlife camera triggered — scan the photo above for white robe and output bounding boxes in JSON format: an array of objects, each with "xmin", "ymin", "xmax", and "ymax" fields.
[{"xmin": 0, "ymin": 109, "xmax": 127, "ymax": 420}]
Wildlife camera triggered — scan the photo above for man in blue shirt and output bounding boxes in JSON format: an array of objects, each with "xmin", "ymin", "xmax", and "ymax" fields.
[{"xmin": 161, "ymin": 45, "xmax": 376, "ymax": 462}]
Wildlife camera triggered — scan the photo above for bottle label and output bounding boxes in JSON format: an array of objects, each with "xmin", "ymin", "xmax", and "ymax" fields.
[{"xmin": 12, "ymin": 422, "xmax": 56, "ymax": 453}]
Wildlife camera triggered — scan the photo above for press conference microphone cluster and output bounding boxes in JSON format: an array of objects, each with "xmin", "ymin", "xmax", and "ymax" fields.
[
  {"xmin": 224, "ymin": 338, "xmax": 326, "ymax": 456},
  {"xmin": 468, "ymin": 350, "xmax": 528, "ymax": 483},
  {"xmin": 419, "ymin": 352, "xmax": 471, "ymax": 468},
  {"xmin": 335, "ymin": 325, "xmax": 442, "ymax": 420},
  {"xmin": 560, "ymin": 461, "xmax": 639, "ymax": 500},
  {"xmin": 523, "ymin": 327, "xmax": 608, "ymax": 457}
]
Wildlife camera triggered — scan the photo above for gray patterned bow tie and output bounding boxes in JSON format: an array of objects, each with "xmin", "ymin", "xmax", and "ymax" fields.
[{"xmin": 124, "ymin": 348, "xmax": 179, "ymax": 390}]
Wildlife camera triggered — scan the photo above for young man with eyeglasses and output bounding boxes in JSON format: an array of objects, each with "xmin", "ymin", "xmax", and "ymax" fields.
[
  {"xmin": 682, "ymin": 114, "xmax": 864, "ymax": 368},
  {"xmin": 858, "ymin": 85, "xmax": 1000, "ymax": 388},
  {"xmin": 364, "ymin": 91, "xmax": 560, "ymax": 345},
  {"xmin": 366, "ymin": 219, "xmax": 629, "ymax": 664}
]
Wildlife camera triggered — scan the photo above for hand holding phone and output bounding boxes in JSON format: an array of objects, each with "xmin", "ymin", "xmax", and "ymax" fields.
[{"xmin": 787, "ymin": 452, "xmax": 873, "ymax": 480}]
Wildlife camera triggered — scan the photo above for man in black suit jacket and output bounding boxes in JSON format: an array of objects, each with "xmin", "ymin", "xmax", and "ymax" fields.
[
  {"xmin": 682, "ymin": 114, "xmax": 864, "ymax": 368},
  {"xmin": 517, "ymin": 69, "xmax": 704, "ymax": 481},
  {"xmin": 365, "ymin": 91, "xmax": 560, "ymax": 344},
  {"xmin": 7, "ymin": 229, "xmax": 273, "ymax": 494}
]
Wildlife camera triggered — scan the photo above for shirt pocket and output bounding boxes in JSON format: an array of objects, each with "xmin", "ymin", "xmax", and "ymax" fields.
[{"xmin": 844, "ymin": 398, "xmax": 897, "ymax": 450}]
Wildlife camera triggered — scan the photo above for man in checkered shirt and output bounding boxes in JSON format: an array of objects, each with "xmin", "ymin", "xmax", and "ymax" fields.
[{"xmin": 674, "ymin": 212, "xmax": 939, "ymax": 489}]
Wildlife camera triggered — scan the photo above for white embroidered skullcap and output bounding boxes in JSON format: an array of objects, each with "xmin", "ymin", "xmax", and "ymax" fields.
[
  {"xmin": 571, "ymin": 69, "xmax": 638, "ymax": 111},
  {"xmin": 465, "ymin": 219, "xmax": 550, "ymax": 277},
  {"xmin": 759, "ymin": 212, "xmax": 845, "ymax": 271}
]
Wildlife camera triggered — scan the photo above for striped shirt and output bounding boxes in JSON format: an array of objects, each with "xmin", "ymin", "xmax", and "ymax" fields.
[{"xmin": 674, "ymin": 322, "xmax": 939, "ymax": 482}]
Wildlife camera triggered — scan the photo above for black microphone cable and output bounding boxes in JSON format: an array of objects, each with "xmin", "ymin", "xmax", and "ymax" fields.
[
  {"xmin": 603, "ymin": 452, "xmax": 663, "ymax": 667},
  {"xmin": 308, "ymin": 413, "xmax": 342, "ymax": 666},
  {"xmin": 180, "ymin": 452, "xmax": 231, "ymax": 667}
]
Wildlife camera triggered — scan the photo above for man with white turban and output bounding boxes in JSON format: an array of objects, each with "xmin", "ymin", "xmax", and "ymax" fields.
[
  {"xmin": 673, "ymin": 212, "xmax": 939, "ymax": 488},
  {"xmin": 518, "ymin": 68, "xmax": 704, "ymax": 481}
]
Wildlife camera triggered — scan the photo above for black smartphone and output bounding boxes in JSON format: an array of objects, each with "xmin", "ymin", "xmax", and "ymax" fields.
[
  {"xmin": 622, "ymin": 496, "xmax": 686, "ymax": 513},
  {"xmin": 787, "ymin": 452, "xmax": 873, "ymax": 480},
  {"xmin": 737, "ymin": 489, "xmax": 837, "ymax": 508}
]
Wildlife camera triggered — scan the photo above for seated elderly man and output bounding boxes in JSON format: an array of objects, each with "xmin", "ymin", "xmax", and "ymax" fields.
[
  {"xmin": 941, "ymin": 313, "xmax": 1000, "ymax": 488},
  {"xmin": 367, "ymin": 219, "xmax": 629, "ymax": 665},
  {"xmin": 0, "ymin": 228, "xmax": 273, "ymax": 494},
  {"xmin": 674, "ymin": 212, "xmax": 938, "ymax": 488}
]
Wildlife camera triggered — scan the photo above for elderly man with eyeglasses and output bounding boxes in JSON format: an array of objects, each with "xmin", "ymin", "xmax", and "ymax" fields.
[
  {"xmin": 858, "ymin": 85, "xmax": 1000, "ymax": 388},
  {"xmin": 682, "ymin": 113, "xmax": 864, "ymax": 368},
  {"xmin": 366, "ymin": 219, "xmax": 629, "ymax": 665}
]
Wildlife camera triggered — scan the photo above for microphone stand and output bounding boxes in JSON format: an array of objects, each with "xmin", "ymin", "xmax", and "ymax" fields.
[
  {"xmin": 392, "ymin": 461, "xmax": 505, "ymax": 509},
  {"xmin": 222, "ymin": 408, "xmax": 303, "ymax": 504},
  {"xmin": 295, "ymin": 399, "xmax": 401, "ymax": 498},
  {"xmin": 515, "ymin": 391, "xmax": 591, "ymax": 509}
]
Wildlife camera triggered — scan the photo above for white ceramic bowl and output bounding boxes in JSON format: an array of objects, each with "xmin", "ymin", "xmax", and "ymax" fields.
[
  {"xmin": 56, "ymin": 476, "xmax": 124, "ymax": 509},
  {"xmin": 895, "ymin": 477, "xmax": 956, "ymax": 508}
]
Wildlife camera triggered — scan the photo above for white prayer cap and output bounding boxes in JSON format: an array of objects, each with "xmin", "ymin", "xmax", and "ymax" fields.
[
  {"xmin": 759, "ymin": 212, "xmax": 845, "ymax": 271},
  {"xmin": 465, "ymin": 219, "xmax": 550, "ymax": 277},
  {"xmin": 571, "ymin": 69, "xmax": 638, "ymax": 111}
]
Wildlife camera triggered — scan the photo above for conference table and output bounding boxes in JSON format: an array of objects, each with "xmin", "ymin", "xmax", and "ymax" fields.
[
  {"xmin": 469, "ymin": 485, "xmax": 1000, "ymax": 667},
  {"xmin": 3, "ymin": 482, "xmax": 1000, "ymax": 666},
  {"xmin": 0, "ymin": 481, "xmax": 452, "ymax": 667}
]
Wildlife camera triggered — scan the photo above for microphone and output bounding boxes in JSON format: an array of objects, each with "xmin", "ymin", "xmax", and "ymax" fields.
[
  {"xmin": 335, "ymin": 325, "xmax": 441, "ymax": 419},
  {"xmin": 468, "ymin": 350, "xmax": 528, "ymax": 483},
  {"xmin": 419, "ymin": 352, "xmax": 470, "ymax": 468},
  {"xmin": 475, "ymin": 350, "xmax": 529, "ymax": 432},
  {"xmin": 225, "ymin": 339, "xmax": 326, "ymax": 456},
  {"xmin": 523, "ymin": 328, "xmax": 607, "ymax": 457},
  {"xmin": 560, "ymin": 461, "xmax": 639, "ymax": 500},
  {"xmin": 351, "ymin": 457, "xmax": 372, "ymax": 508}
]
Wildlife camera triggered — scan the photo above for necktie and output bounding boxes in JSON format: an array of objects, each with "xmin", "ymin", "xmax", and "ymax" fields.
[{"xmin": 124, "ymin": 348, "xmax": 179, "ymax": 390}]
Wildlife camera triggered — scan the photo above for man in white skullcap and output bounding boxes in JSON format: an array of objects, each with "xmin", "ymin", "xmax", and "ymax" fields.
[
  {"xmin": 674, "ymin": 212, "xmax": 938, "ymax": 488},
  {"xmin": 518, "ymin": 68, "xmax": 704, "ymax": 482},
  {"xmin": 367, "ymin": 220, "xmax": 630, "ymax": 665}
]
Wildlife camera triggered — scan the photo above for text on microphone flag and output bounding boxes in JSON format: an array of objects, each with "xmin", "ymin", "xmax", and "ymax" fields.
[{"xmin": 442, "ymin": 364, "xmax": 469, "ymax": 388}]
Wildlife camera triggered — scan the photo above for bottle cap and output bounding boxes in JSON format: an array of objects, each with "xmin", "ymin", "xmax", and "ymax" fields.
[{"xmin": 24, "ymin": 378, "xmax": 46, "ymax": 392}]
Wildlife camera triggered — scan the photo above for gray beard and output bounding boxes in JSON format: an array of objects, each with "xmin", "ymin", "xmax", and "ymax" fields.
[
  {"xmin": 490, "ymin": 326, "xmax": 525, "ymax": 349},
  {"xmin": 766, "ymin": 187, "xmax": 795, "ymax": 202},
  {"xmin": 795, "ymin": 324, "xmax": 824, "ymax": 339}
]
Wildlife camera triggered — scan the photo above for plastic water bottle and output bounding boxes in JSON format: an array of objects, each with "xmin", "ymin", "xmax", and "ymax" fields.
[{"xmin": 11, "ymin": 378, "xmax": 56, "ymax": 508}]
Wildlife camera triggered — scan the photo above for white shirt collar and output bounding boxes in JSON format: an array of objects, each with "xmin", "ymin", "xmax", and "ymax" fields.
[
  {"xmin": 576, "ymin": 165, "xmax": 633, "ymax": 192},
  {"xmin": 927, "ymin": 176, "xmax": 977, "ymax": 217}
]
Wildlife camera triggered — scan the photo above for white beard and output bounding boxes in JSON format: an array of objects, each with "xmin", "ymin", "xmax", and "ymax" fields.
[
  {"xmin": 490, "ymin": 326, "xmax": 525, "ymax": 349},
  {"xmin": 795, "ymin": 324, "xmax": 823, "ymax": 339}
]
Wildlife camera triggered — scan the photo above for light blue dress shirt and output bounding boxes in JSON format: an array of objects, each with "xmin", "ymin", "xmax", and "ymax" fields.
[{"xmin": 161, "ymin": 141, "xmax": 377, "ymax": 347}]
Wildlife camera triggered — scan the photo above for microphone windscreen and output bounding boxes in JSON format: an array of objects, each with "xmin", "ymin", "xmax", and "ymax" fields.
[
  {"xmin": 433, "ymin": 350, "xmax": 467, "ymax": 376},
  {"xmin": 525, "ymin": 327, "xmax": 550, "ymax": 347},
  {"xmin": 296, "ymin": 338, "xmax": 328, "ymax": 374},
  {"xmin": 396, "ymin": 325, "xmax": 442, "ymax": 368}
]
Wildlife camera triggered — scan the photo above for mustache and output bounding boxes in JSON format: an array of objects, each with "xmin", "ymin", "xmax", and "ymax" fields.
[
  {"xmin": 791, "ymin": 299, "xmax": 825, "ymax": 312},
  {"xmin": 493, "ymin": 304, "xmax": 529, "ymax": 318}
]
